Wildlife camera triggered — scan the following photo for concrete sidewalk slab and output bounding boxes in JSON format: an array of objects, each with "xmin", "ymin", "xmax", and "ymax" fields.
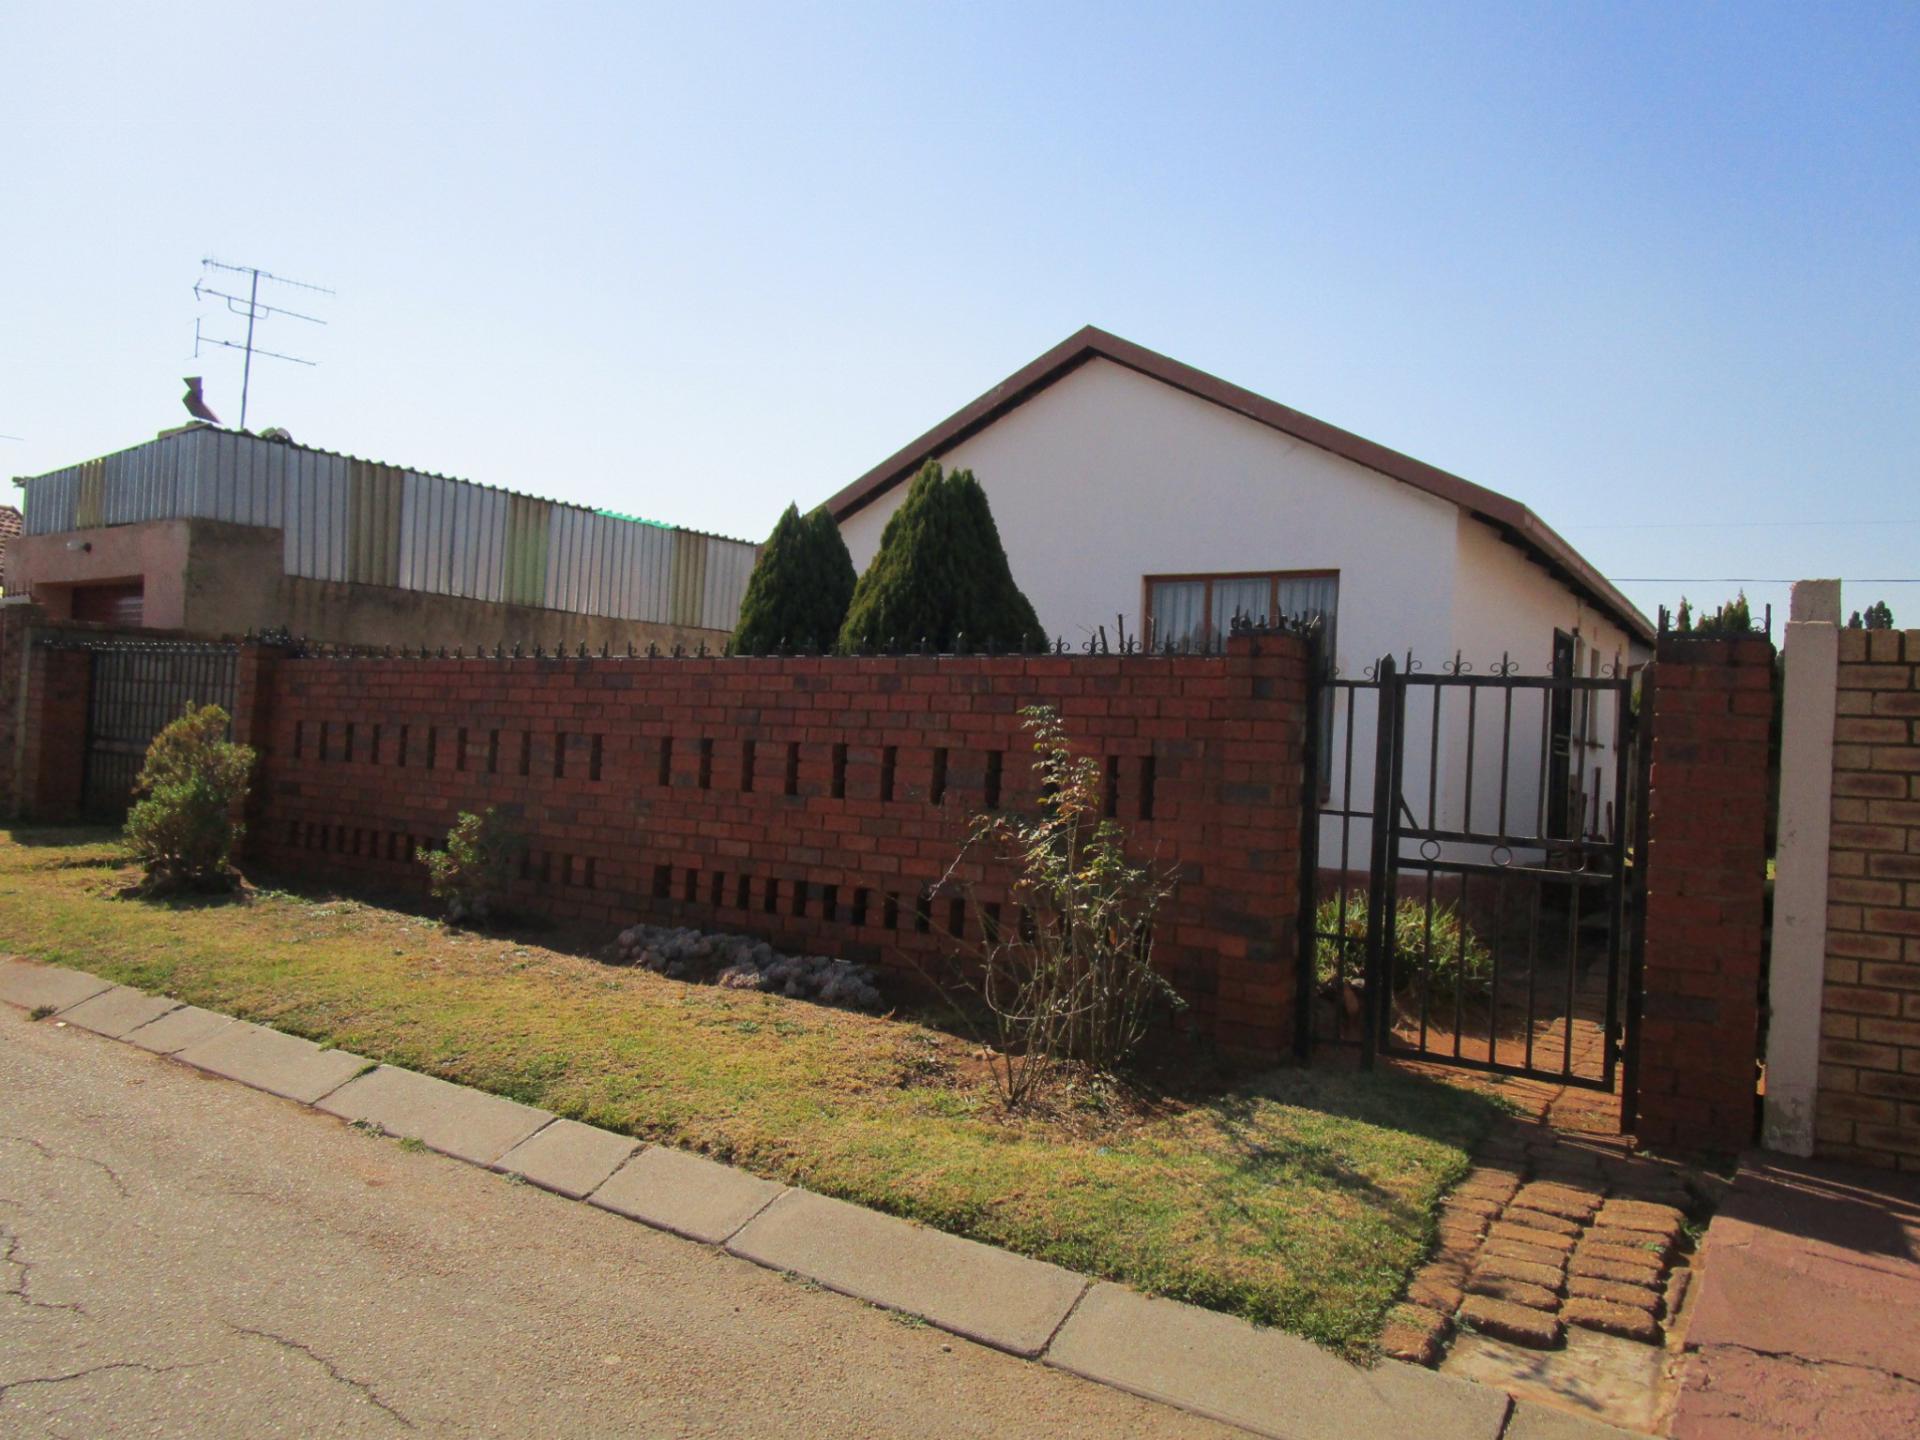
[
  {"xmin": 728, "ymin": 1189, "xmax": 1088, "ymax": 1359},
  {"xmin": 57, "ymin": 985, "xmax": 182, "ymax": 1040},
  {"xmin": 316, "ymin": 1065, "xmax": 552, "ymax": 1167},
  {"xmin": 0, "ymin": 959, "xmax": 112, "ymax": 1013},
  {"xmin": 1046, "ymin": 1283, "xmax": 1510, "ymax": 1440},
  {"xmin": 1505, "ymin": 1401, "xmax": 1648, "ymax": 1439},
  {"xmin": 493, "ymin": 1118, "xmax": 639, "ymax": 1199},
  {"xmin": 121, "ymin": 1004, "xmax": 237, "ymax": 1055},
  {"xmin": 1671, "ymin": 1153, "xmax": 1920, "ymax": 1439},
  {"xmin": 591, "ymin": 1144, "xmax": 783, "ymax": 1244},
  {"xmin": 174, "ymin": 1022, "xmax": 370, "ymax": 1105}
]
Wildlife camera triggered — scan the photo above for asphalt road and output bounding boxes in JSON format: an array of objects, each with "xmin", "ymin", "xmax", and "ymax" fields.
[{"xmin": 0, "ymin": 1010, "xmax": 1229, "ymax": 1438}]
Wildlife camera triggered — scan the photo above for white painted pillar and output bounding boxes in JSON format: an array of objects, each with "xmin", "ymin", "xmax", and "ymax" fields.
[{"xmin": 1762, "ymin": 579, "xmax": 1841, "ymax": 1155}]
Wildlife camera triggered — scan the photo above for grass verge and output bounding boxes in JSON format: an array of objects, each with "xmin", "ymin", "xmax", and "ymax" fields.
[{"xmin": 0, "ymin": 826, "xmax": 1499, "ymax": 1358}]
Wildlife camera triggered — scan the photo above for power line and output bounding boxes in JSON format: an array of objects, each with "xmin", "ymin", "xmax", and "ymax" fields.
[{"xmin": 1613, "ymin": 577, "xmax": 1920, "ymax": 584}]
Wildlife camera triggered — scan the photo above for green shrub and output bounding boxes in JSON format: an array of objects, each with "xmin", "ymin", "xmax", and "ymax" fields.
[
  {"xmin": 731, "ymin": 503, "xmax": 857, "ymax": 654},
  {"xmin": 1675, "ymin": 591, "xmax": 1752, "ymax": 637},
  {"xmin": 1848, "ymin": 600, "xmax": 1896, "ymax": 630},
  {"xmin": 838, "ymin": 460, "xmax": 1044, "ymax": 654},
  {"xmin": 1314, "ymin": 890, "xmax": 1493, "ymax": 1005},
  {"xmin": 420, "ymin": 807, "xmax": 525, "ymax": 926},
  {"xmin": 123, "ymin": 703, "xmax": 256, "ymax": 894}
]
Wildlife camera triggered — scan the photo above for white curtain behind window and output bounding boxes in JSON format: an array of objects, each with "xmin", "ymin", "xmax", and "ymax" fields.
[
  {"xmin": 1149, "ymin": 580, "xmax": 1206, "ymax": 648},
  {"xmin": 1150, "ymin": 574, "xmax": 1341, "ymax": 657},
  {"xmin": 1210, "ymin": 577, "xmax": 1272, "ymax": 644},
  {"xmin": 1278, "ymin": 576, "xmax": 1339, "ymax": 676}
]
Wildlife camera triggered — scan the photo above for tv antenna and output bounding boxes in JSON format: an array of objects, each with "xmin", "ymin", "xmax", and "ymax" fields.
[{"xmin": 193, "ymin": 259, "xmax": 334, "ymax": 430}]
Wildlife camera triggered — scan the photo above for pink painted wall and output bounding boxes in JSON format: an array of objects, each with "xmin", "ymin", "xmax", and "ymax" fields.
[{"xmin": 11, "ymin": 521, "xmax": 191, "ymax": 627}]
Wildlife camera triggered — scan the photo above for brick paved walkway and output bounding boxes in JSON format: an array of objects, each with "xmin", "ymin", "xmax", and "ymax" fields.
[
  {"xmin": 1379, "ymin": 1063, "xmax": 1699, "ymax": 1373},
  {"xmin": 1385, "ymin": 953, "xmax": 1614, "ymax": 1086}
]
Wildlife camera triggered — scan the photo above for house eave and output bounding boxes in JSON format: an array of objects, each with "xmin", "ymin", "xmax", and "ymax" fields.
[{"xmin": 822, "ymin": 326, "xmax": 1654, "ymax": 645}]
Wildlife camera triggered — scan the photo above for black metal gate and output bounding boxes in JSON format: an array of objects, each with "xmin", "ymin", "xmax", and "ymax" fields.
[
  {"xmin": 79, "ymin": 641, "xmax": 239, "ymax": 816},
  {"xmin": 1299, "ymin": 647, "xmax": 1648, "ymax": 1095}
]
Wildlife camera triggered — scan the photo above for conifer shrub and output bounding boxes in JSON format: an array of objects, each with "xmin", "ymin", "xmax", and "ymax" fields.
[
  {"xmin": 837, "ymin": 461, "xmax": 1044, "ymax": 654},
  {"xmin": 123, "ymin": 703, "xmax": 256, "ymax": 895},
  {"xmin": 730, "ymin": 503, "xmax": 857, "ymax": 654},
  {"xmin": 1675, "ymin": 591, "xmax": 1753, "ymax": 637}
]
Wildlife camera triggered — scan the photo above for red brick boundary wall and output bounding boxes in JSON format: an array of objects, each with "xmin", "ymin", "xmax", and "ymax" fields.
[
  {"xmin": 1637, "ymin": 634, "xmax": 1775, "ymax": 1151},
  {"xmin": 1816, "ymin": 627, "xmax": 1920, "ymax": 1168},
  {"xmin": 20, "ymin": 643, "xmax": 90, "ymax": 820},
  {"xmin": 211, "ymin": 630, "xmax": 1309, "ymax": 1060},
  {"xmin": 0, "ymin": 603, "xmax": 35, "ymax": 813}
]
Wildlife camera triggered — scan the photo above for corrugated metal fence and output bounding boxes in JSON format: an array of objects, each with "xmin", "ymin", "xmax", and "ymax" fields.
[{"xmin": 21, "ymin": 429, "xmax": 755, "ymax": 632}]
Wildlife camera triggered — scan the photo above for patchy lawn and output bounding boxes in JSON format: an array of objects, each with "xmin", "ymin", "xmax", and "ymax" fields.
[{"xmin": 0, "ymin": 827, "xmax": 1499, "ymax": 1358}]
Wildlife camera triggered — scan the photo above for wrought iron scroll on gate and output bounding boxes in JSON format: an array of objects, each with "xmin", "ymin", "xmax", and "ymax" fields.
[{"xmin": 1297, "ymin": 642, "xmax": 1648, "ymax": 1094}]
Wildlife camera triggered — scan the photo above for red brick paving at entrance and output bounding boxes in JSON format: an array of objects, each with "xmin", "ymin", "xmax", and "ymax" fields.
[
  {"xmin": 1669, "ymin": 1153, "xmax": 1920, "ymax": 1440},
  {"xmin": 1376, "ymin": 1062, "xmax": 1718, "ymax": 1435},
  {"xmin": 1387, "ymin": 1062, "xmax": 1920, "ymax": 1436},
  {"xmin": 1386, "ymin": 954, "xmax": 1615, "ymax": 1086},
  {"xmin": 1380, "ymin": 1062, "xmax": 1700, "ymax": 1375}
]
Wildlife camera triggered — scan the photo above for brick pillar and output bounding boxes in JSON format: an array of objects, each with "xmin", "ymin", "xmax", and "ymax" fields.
[
  {"xmin": 230, "ymin": 639, "xmax": 288, "ymax": 856},
  {"xmin": 1815, "ymin": 625, "xmax": 1920, "ymax": 1168},
  {"xmin": 1637, "ymin": 633, "xmax": 1776, "ymax": 1151},
  {"xmin": 1207, "ymin": 629, "xmax": 1309, "ymax": 1062},
  {"xmin": 0, "ymin": 602, "xmax": 41, "ymax": 815},
  {"xmin": 20, "ymin": 643, "xmax": 92, "ymax": 821}
]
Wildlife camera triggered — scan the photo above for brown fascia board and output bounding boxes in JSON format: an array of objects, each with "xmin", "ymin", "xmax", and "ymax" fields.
[{"xmin": 822, "ymin": 325, "xmax": 1654, "ymax": 644}]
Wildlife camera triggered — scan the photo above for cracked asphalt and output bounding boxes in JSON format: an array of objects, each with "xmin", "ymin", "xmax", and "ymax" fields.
[{"xmin": 1, "ymin": 1011, "xmax": 1231, "ymax": 1438}]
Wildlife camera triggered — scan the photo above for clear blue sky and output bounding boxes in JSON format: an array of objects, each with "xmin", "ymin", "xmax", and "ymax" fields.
[{"xmin": 6, "ymin": 2, "xmax": 1915, "ymax": 636}]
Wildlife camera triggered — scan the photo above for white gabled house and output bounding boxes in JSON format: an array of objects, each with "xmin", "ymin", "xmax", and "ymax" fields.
[{"xmin": 822, "ymin": 326, "xmax": 1654, "ymax": 857}]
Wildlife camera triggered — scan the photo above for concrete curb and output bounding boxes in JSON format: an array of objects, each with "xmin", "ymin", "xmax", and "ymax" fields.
[
  {"xmin": 0, "ymin": 959, "xmax": 1650, "ymax": 1440},
  {"xmin": 727, "ymin": 1188, "xmax": 1090, "ymax": 1359}
]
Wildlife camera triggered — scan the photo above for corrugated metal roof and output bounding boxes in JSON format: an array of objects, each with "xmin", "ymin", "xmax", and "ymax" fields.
[{"xmin": 13, "ymin": 426, "xmax": 756, "ymax": 630}]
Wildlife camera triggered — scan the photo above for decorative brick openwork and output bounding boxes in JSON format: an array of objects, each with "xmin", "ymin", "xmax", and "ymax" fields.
[
  {"xmin": 1636, "ymin": 634, "xmax": 1775, "ymax": 1152},
  {"xmin": 1817, "ymin": 627, "xmax": 1920, "ymax": 1169},
  {"xmin": 228, "ymin": 632, "xmax": 1308, "ymax": 1060}
]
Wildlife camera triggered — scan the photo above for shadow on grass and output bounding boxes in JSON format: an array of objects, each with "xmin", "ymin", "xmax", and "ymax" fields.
[
  {"xmin": 238, "ymin": 862, "xmax": 602, "ymax": 956},
  {"xmin": 87, "ymin": 838, "xmax": 1506, "ymax": 1180},
  {"xmin": 1201, "ymin": 1066, "xmax": 1503, "ymax": 1223},
  {"xmin": 3, "ymin": 824, "xmax": 129, "ymax": 865},
  {"xmin": 116, "ymin": 881, "xmax": 252, "ymax": 912}
]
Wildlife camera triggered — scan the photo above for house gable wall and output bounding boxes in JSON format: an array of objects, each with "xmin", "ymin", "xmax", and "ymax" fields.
[{"xmin": 836, "ymin": 356, "xmax": 1460, "ymax": 673}]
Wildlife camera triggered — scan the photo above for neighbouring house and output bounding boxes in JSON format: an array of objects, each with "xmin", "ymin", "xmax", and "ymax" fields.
[
  {"xmin": 825, "ymin": 326, "xmax": 1656, "ymax": 858},
  {"xmin": 9, "ymin": 425, "xmax": 756, "ymax": 652}
]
